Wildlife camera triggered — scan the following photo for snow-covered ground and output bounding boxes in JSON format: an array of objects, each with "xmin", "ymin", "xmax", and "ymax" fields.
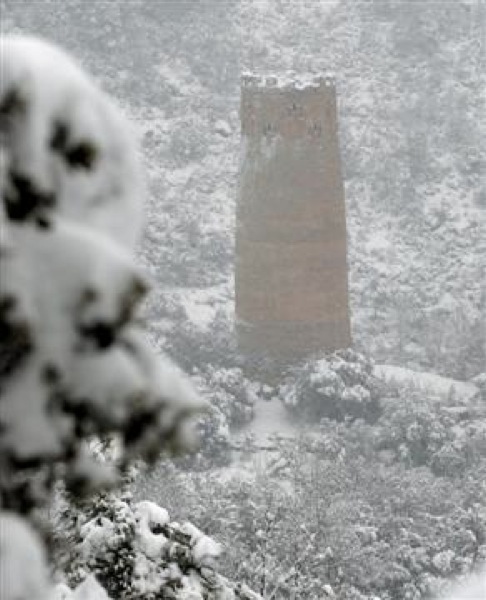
[
  {"xmin": 215, "ymin": 397, "xmax": 301, "ymax": 482},
  {"xmin": 176, "ymin": 282, "xmax": 232, "ymax": 330},
  {"xmin": 236, "ymin": 396, "xmax": 300, "ymax": 446},
  {"xmin": 374, "ymin": 364, "xmax": 479, "ymax": 402}
]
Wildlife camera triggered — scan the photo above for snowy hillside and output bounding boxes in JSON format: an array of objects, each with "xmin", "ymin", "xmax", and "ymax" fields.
[
  {"xmin": 4, "ymin": 0, "xmax": 484, "ymax": 381},
  {"xmin": 374, "ymin": 364, "xmax": 479, "ymax": 402}
]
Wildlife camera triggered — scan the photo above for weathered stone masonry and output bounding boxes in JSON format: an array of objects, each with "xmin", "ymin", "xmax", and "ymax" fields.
[{"xmin": 236, "ymin": 74, "xmax": 351, "ymax": 364}]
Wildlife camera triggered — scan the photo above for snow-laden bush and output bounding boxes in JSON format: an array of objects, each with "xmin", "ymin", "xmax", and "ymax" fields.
[
  {"xmin": 187, "ymin": 401, "xmax": 233, "ymax": 469},
  {"xmin": 376, "ymin": 387, "xmax": 486, "ymax": 476},
  {"xmin": 168, "ymin": 113, "xmax": 210, "ymax": 165},
  {"xmin": 163, "ymin": 310, "xmax": 239, "ymax": 373},
  {"xmin": 176, "ymin": 366, "xmax": 260, "ymax": 469},
  {"xmin": 280, "ymin": 349, "xmax": 382, "ymax": 422},
  {"xmin": 472, "ymin": 372, "xmax": 486, "ymax": 402},
  {"xmin": 56, "ymin": 493, "xmax": 261, "ymax": 599},
  {"xmin": 199, "ymin": 366, "xmax": 257, "ymax": 428},
  {"xmin": 0, "ymin": 35, "xmax": 206, "ymax": 599}
]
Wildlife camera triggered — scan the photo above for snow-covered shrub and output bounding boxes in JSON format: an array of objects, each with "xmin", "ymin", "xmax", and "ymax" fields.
[
  {"xmin": 280, "ymin": 349, "xmax": 382, "ymax": 422},
  {"xmin": 376, "ymin": 387, "xmax": 486, "ymax": 476},
  {"xmin": 175, "ymin": 473, "xmax": 330, "ymax": 599},
  {"xmin": 471, "ymin": 372, "xmax": 486, "ymax": 402},
  {"xmin": 164, "ymin": 310, "xmax": 240, "ymax": 373},
  {"xmin": 175, "ymin": 366, "xmax": 260, "ymax": 469},
  {"xmin": 186, "ymin": 402, "xmax": 233, "ymax": 469},
  {"xmin": 168, "ymin": 113, "xmax": 210, "ymax": 165},
  {"xmin": 198, "ymin": 366, "xmax": 257, "ymax": 428},
  {"xmin": 0, "ymin": 35, "xmax": 205, "ymax": 598},
  {"xmin": 58, "ymin": 492, "xmax": 261, "ymax": 600},
  {"xmin": 135, "ymin": 416, "xmax": 486, "ymax": 600}
]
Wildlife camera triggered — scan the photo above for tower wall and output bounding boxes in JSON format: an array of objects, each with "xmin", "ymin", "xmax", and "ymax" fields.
[{"xmin": 236, "ymin": 74, "xmax": 351, "ymax": 365}]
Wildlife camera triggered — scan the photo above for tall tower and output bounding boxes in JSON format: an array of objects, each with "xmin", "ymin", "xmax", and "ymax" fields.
[{"xmin": 236, "ymin": 74, "xmax": 351, "ymax": 368}]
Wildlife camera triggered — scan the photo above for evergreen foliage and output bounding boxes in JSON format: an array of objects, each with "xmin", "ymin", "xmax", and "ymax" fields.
[{"xmin": 280, "ymin": 349, "xmax": 382, "ymax": 422}]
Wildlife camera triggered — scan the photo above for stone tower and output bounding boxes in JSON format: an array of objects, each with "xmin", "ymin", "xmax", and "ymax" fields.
[{"xmin": 236, "ymin": 74, "xmax": 351, "ymax": 367}]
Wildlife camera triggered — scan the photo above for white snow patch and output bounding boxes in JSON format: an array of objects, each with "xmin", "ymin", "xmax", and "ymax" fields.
[
  {"xmin": 79, "ymin": 516, "xmax": 116, "ymax": 560},
  {"xmin": 193, "ymin": 535, "xmax": 221, "ymax": 566},
  {"xmin": 165, "ymin": 164, "xmax": 198, "ymax": 187},
  {"xmin": 136, "ymin": 500, "xmax": 170, "ymax": 528},
  {"xmin": 237, "ymin": 396, "xmax": 299, "ymax": 445},
  {"xmin": 183, "ymin": 300, "xmax": 217, "ymax": 330},
  {"xmin": 168, "ymin": 283, "xmax": 232, "ymax": 330},
  {"xmin": 0, "ymin": 512, "xmax": 50, "ymax": 600},
  {"xmin": 367, "ymin": 231, "xmax": 390, "ymax": 252},
  {"xmin": 375, "ymin": 364, "xmax": 479, "ymax": 401},
  {"xmin": 156, "ymin": 59, "xmax": 204, "ymax": 97},
  {"xmin": 214, "ymin": 119, "xmax": 232, "ymax": 137},
  {"xmin": 51, "ymin": 583, "xmax": 74, "ymax": 600},
  {"xmin": 71, "ymin": 576, "xmax": 110, "ymax": 600},
  {"xmin": 134, "ymin": 501, "xmax": 169, "ymax": 559},
  {"xmin": 437, "ymin": 567, "xmax": 486, "ymax": 600},
  {"xmin": 180, "ymin": 522, "xmax": 222, "ymax": 566}
]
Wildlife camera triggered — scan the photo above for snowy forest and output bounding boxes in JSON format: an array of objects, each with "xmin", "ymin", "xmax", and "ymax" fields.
[{"xmin": 1, "ymin": 1, "xmax": 485, "ymax": 599}]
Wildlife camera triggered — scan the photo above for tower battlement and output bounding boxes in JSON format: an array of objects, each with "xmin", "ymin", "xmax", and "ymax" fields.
[
  {"xmin": 241, "ymin": 72, "xmax": 336, "ymax": 90},
  {"xmin": 241, "ymin": 72, "xmax": 338, "ymax": 140}
]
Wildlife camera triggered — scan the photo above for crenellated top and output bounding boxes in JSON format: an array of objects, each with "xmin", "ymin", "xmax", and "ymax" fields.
[
  {"xmin": 240, "ymin": 71, "xmax": 338, "ymax": 139},
  {"xmin": 241, "ymin": 71, "xmax": 336, "ymax": 90}
]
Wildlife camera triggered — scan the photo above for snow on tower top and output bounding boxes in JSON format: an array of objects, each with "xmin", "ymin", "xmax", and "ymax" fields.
[{"xmin": 241, "ymin": 71, "xmax": 336, "ymax": 90}]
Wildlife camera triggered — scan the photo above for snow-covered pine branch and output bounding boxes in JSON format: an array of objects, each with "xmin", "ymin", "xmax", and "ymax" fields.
[{"xmin": 0, "ymin": 35, "xmax": 207, "ymax": 599}]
